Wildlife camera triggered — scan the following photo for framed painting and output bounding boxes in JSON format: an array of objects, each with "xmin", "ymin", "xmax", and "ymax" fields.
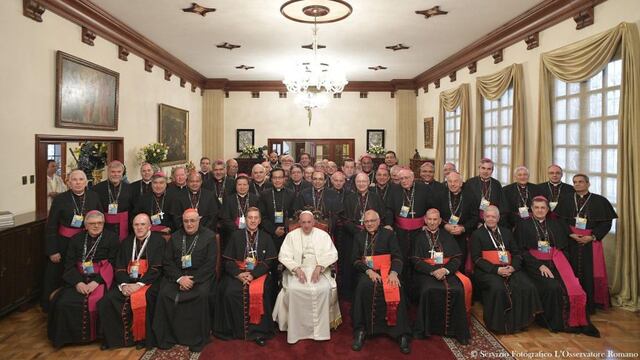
[
  {"xmin": 158, "ymin": 104, "xmax": 189, "ymax": 165},
  {"xmin": 237, "ymin": 129, "xmax": 255, "ymax": 152},
  {"xmin": 366, "ymin": 129, "xmax": 385, "ymax": 151},
  {"xmin": 55, "ymin": 51, "xmax": 119, "ymax": 130},
  {"xmin": 423, "ymin": 117, "xmax": 434, "ymax": 149}
]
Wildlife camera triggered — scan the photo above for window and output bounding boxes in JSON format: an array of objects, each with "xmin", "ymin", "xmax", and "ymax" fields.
[
  {"xmin": 444, "ymin": 107, "xmax": 461, "ymax": 168},
  {"xmin": 47, "ymin": 144, "xmax": 62, "ymax": 176},
  {"xmin": 552, "ymin": 59, "xmax": 621, "ymax": 232},
  {"xmin": 482, "ymin": 87, "xmax": 514, "ymax": 184}
]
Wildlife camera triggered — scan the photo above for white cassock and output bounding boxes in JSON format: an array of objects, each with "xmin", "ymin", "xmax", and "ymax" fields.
[{"xmin": 272, "ymin": 227, "xmax": 341, "ymax": 344}]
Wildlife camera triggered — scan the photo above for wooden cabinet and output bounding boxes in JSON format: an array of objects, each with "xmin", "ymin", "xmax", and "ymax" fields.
[
  {"xmin": 0, "ymin": 213, "xmax": 46, "ymax": 318},
  {"xmin": 235, "ymin": 157, "xmax": 262, "ymax": 175},
  {"xmin": 409, "ymin": 158, "xmax": 435, "ymax": 178}
]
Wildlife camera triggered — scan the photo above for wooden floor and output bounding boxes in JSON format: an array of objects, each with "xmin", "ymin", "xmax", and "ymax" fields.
[{"xmin": 0, "ymin": 303, "xmax": 638, "ymax": 360}]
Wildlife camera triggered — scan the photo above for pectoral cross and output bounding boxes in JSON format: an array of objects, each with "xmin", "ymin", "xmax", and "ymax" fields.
[
  {"xmin": 410, "ymin": 210, "xmax": 416, "ymax": 217},
  {"xmin": 248, "ymin": 249, "xmax": 257, "ymax": 259},
  {"xmin": 429, "ymin": 249, "xmax": 436, "ymax": 258},
  {"xmin": 158, "ymin": 211, "xmax": 164, "ymax": 220}
]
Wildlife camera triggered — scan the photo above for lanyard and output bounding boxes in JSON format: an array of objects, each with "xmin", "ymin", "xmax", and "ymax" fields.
[
  {"xmin": 364, "ymin": 231, "xmax": 377, "ymax": 257},
  {"xmin": 403, "ymin": 186, "xmax": 416, "ymax": 212},
  {"xmin": 82, "ymin": 233, "xmax": 103, "ymax": 263},
  {"xmin": 484, "ymin": 224, "xmax": 505, "ymax": 251},
  {"xmin": 356, "ymin": 192, "xmax": 369, "ymax": 222},
  {"xmin": 448, "ymin": 191, "xmax": 462, "ymax": 216},
  {"xmin": 377, "ymin": 184, "xmax": 388, "ymax": 200},
  {"xmin": 108, "ymin": 182, "xmax": 122, "ymax": 204},
  {"xmin": 481, "ymin": 179, "xmax": 492, "ymax": 200},
  {"xmin": 272, "ymin": 188, "xmax": 282, "ymax": 212},
  {"xmin": 71, "ymin": 192, "xmax": 86, "ymax": 216},
  {"xmin": 425, "ymin": 229, "xmax": 440, "ymax": 253},
  {"xmin": 532, "ymin": 218, "xmax": 550, "ymax": 242},
  {"xmin": 517, "ymin": 185, "xmax": 529, "ymax": 206},
  {"xmin": 189, "ymin": 191, "xmax": 201, "ymax": 208},
  {"xmin": 153, "ymin": 193, "xmax": 165, "ymax": 213},
  {"xmin": 574, "ymin": 193, "xmax": 591, "ymax": 217},
  {"xmin": 548, "ymin": 182, "xmax": 562, "ymax": 202},
  {"xmin": 181, "ymin": 234, "xmax": 199, "ymax": 257},
  {"xmin": 245, "ymin": 230, "xmax": 259, "ymax": 259},
  {"xmin": 312, "ymin": 188, "xmax": 324, "ymax": 210},
  {"xmin": 237, "ymin": 194, "xmax": 249, "ymax": 216},
  {"xmin": 132, "ymin": 232, "xmax": 151, "ymax": 262},
  {"xmin": 215, "ymin": 176, "xmax": 227, "ymax": 199}
]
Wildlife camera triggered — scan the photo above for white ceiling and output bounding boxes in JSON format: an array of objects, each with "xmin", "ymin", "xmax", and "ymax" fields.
[{"xmin": 92, "ymin": 0, "xmax": 542, "ymax": 81}]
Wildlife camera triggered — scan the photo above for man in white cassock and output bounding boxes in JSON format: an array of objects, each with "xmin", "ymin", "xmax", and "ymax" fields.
[{"xmin": 273, "ymin": 211, "xmax": 341, "ymax": 344}]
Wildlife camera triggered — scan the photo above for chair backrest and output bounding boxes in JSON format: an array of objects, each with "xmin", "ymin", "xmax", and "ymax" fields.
[{"xmin": 288, "ymin": 219, "xmax": 330, "ymax": 233}]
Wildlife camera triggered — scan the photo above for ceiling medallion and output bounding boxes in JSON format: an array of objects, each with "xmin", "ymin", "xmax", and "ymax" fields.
[
  {"xmin": 368, "ymin": 66, "xmax": 387, "ymax": 71},
  {"xmin": 236, "ymin": 65, "xmax": 254, "ymax": 70},
  {"xmin": 281, "ymin": 0, "xmax": 352, "ymax": 24},
  {"xmin": 415, "ymin": 6, "xmax": 448, "ymax": 19},
  {"xmin": 182, "ymin": 2, "xmax": 216, "ymax": 17},
  {"xmin": 217, "ymin": 42, "xmax": 241, "ymax": 50},
  {"xmin": 282, "ymin": 1, "xmax": 350, "ymax": 125},
  {"xmin": 385, "ymin": 43, "xmax": 410, "ymax": 51}
]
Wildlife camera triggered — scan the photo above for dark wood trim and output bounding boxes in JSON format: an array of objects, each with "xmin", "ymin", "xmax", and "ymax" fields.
[
  {"xmin": 180, "ymin": 78, "xmax": 186, "ymax": 88},
  {"xmin": 251, "ymin": 91, "xmax": 260, "ymax": 98},
  {"xmin": 203, "ymin": 79, "xmax": 415, "ymax": 92},
  {"xmin": 412, "ymin": 0, "xmax": 606, "ymax": 89},
  {"xmin": 164, "ymin": 69, "xmax": 172, "ymax": 81},
  {"xmin": 144, "ymin": 59, "xmax": 153, "ymax": 72},
  {"xmin": 118, "ymin": 45, "xmax": 129, "ymax": 61},
  {"xmin": 359, "ymin": 92, "xmax": 368, "ymax": 99},
  {"xmin": 434, "ymin": 79, "xmax": 440, "ymax": 89},
  {"xmin": 574, "ymin": 6, "xmax": 595, "ymax": 30},
  {"xmin": 492, "ymin": 49, "xmax": 504, "ymax": 64},
  {"xmin": 81, "ymin": 26, "xmax": 95, "ymax": 46},
  {"xmin": 468, "ymin": 61, "xmax": 477, "ymax": 74},
  {"xmin": 449, "ymin": 71, "xmax": 456, "ymax": 82},
  {"xmin": 35, "ymin": 134, "xmax": 124, "ymax": 218},
  {"xmin": 37, "ymin": 0, "xmax": 206, "ymax": 87},
  {"xmin": 525, "ymin": 32, "xmax": 540, "ymax": 50},
  {"xmin": 23, "ymin": 0, "xmax": 46, "ymax": 22}
]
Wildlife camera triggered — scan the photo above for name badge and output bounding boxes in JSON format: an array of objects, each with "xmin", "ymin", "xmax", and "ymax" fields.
[
  {"xmin": 366, "ymin": 256, "xmax": 374, "ymax": 269},
  {"xmin": 108, "ymin": 203, "xmax": 118, "ymax": 215},
  {"xmin": 537, "ymin": 240, "xmax": 550, "ymax": 253},
  {"xmin": 549, "ymin": 201, "xmax": 558, "ymax": 211},
  {"xmin": 245, "ymin": 257, "xmax": 256, "ymax": 270},
  {"xmin": 151, "ymin": 214, "xmax": 162, "ymax": 225},
  {"xmin": 237, "ymin": 216, "xmax": 246, "ymax": 229},
  {"xmin": 274, "ymin": 211, "xmax": 284, "ymax": 224},
  {"xmin": 498, "ymin": 251, "xmax": 509, "ymax": 264},
  {"xmin": 399, "ymin": 205, "xmax": 410, "ymax": 218},
  {"xmin": 479, "ymin": 198, "xmax": 491, "ymax": 211},
  {"xmin": 82, "ymin": 260, "xmax": 94, "ymax": 274},
  {"xmin": 181, "ymin": 255, "xmax": 192, "ymax": 269},
  {"xmin": 449, "ymin": 215, "xmax": 460, "ymax": 225},
  {"xmin": 518, "ymin": 206, "xmax": 530, "ymax": 219},
  {"xmin": 575, "ymin": 217, "xmax": 587, "ymax": 230},
  {"xmin": 70, "ymin": 214, "xmax": 84, "ymax": 228},
  {"xmin": 129, "ymin": 264, "xmax": 139, "ymax": 278},
  {"xmin": 432, "ymin": 251, "xmax": 444, "ymax": 265}
]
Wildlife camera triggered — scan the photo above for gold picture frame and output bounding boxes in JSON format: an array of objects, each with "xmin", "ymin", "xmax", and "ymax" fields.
[
  {"xmin": 158, "ymin": 104, "xmax": 189, "ymax": 165},
  {"xmin": 423, "ymin": 117, "xmax": 434, "ymax": 149}
]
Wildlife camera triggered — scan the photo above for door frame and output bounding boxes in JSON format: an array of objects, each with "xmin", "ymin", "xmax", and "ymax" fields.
[
  {"xmin": 267, "ymin": 138, "xmax": 355, "ymax": 165},
  {"xmin": 35, "ymin": 134, "xmax": 124, "ymax": 218}
]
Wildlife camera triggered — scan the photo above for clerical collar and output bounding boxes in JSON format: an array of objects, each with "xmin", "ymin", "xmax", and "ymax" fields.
[
  {"xmin": 480, "ymin": 177, "xmax": 491, "ymax": 183},
  {"xmin": 487, "ymin": 225, "xmax": 498, "ymax": 232},
  {"xmin": 550, "ymin": 181, "xmax": 561, "ymax": 186},
  {"xmin": 143, "ymin": 179, "xmax": 152, "ymax": 184},
  {"xmin": 359, "ymin": 190, "xmax": 368, "ymax": 196},
  {"xmin": 255, "ymin": 180, "xmax": 265, "ymax": 186},
  {"xmin": 200, "ymin": 171, "xmax": 209, "ymax": 175},
  {"xmin": 450, "ymin": 189, "xmax": 461, "ymax": 195},
  {"xmin": 377, "ymin": 183, "xmax": 387, "ymax": 189},
  {"xmin": 518, "ymin": 183, "xmax": 528, "ymax": 188},
  {"xmin": 110, "ymin": 181, "xmax": 121, "ymax": 187},
  {"xmin": 238, "ymin": 193, "xmax": 248, "ymax": 198},
  {"xmin": 576, "ymin": 191, "xmax": 590, "ymax": 197},
  {"xmin": 154, "ymin": 191, "xmax": 165, "ymax": 197},
  {"xmin": 427, "ymin": 228, "xmax": 439, "ymax": 235},
  {"xmin": 293, "ymin": 180, "xmax": 302, "ymax": 185},
  {"xmin": 274, "ymin": 187, "xmax": 283, "ymax": 192},
  {"xmin": 73, "ymin": 191, "xmax": 85, "ymax": 196},
  {"xmin": 215, "ymin": 177, "xmax": 224, "ymax": 183},
  {"xmin": 535, "ymin": 217, "xmax": 546, "ymax": 223},
  {"xmin": 176, "ymin": 184, "xmax": 186, "ymax": 188},
  {"xmin": 314, "ymin": 187, "xmax": 324, "ymax": 192},
  {"xmin": 190, "ymin": 190, "xmax": 200, "ymax": 195}
]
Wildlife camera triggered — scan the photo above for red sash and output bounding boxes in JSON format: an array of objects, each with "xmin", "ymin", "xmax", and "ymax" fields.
[
  {"xmin": 105, "ymin": 211, "xmax": 129, "ymax": 241},
  {"xmin": 569, "ymin": 226, "xmax": 610, "ymax": 309},
  {"xmin": 150, "ymin": 225, "xmax": 169, "ymax": 232},
  {"xmin": 235, "ymin": 260, "xmax": 267, "ymax": 324},
  {"xmin": 394, "ymin": 216, "xmax": 423, "ymax": 231},
  {"xmin": 58, "ymin": 224, "xmax": 83, "ymax": 238},
  {"xmin": 127, "ymin": 260, "xmax": 150, "ymax": 341},
  {"xmin": 370, "ymin": 254, "xmax": 400, "ymax": 326},
  {"xmin": 481, "ymin": 250, "xmax": 512, "ymax": 265},
  {"xmin": 529, "ymin": 247, "xmax": 588, "ymax": 327},
  {"xmin": 423, "ymin": 257, "xmax": 472, "ymax": 317},
  {"xmin": 75, "ymin": 259, "xmax": 113, "ymax": 340}
]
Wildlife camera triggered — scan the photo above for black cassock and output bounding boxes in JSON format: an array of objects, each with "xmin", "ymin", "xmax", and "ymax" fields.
[
  {"xmin": 130, "ymin": 179, "xmax": 153, "ymax": 210},
  {"xmin": 339, "ymin": 191, "xmax": 391, "ymax": 300},
  {"xmin": 172, "ymin": 188, "xmax": 219, "ymax": 231},
  {"xmin": 285, "ymin": 179, "xmax": 311, "ymax": 198},
  {"xmin": 153, "ymin": 227, "xmax": 217, "ymax": 352},
  {"xmin": 48, "ymin": 230, "xmax": 119, "ymax": 348},
  {"xmin": 371, "ymin": 182, "xmax": 397, "ymax": 204},
  {"xmin": 411, "ymin": 229, "xmax": 470, "ymax": 344},
  {"xmin": 249, "ymin": 180, "xmax": 272, "ymax": 197},
  {"xmin": 214, "ymin": 229, "xmax": 277, "ymax": 340},
  {"xmin": 93, "ymin": 180, "xmax": 134, "ymax": 239},
  {"xmin": 208, "ymin": 176, "xmax": 236, "ymax": 207},
  {"xmin": 199, "ymin": 171, "xmax": 214, "ymax": 191},
  {"xmin": 516, "ymin": 218, "xmax": 588, "ymax": 331},
  {"xmin": 293, "ymin": 187, "xmax": 344, "ymax": 232},
  {"xmin": 351, "ymin": 228, "xmax": 411, "ymax": 339},
  {"xmin": 98, "ymin": 232, "xmax": 165, "ymax": 348},
  {"xmin": 536, "ymin": 181, "xmax": 574, "ymax": 218},
  {"xmin": 220, "ymin": 193, "xmax": 260, "ymax": 245},
  {"xmin": 462, "ymin": 176, "xmax": 508, "ymax": 226},
  {"xmin": 42, "ymin": 190, "xmax": 102, "ymax": 311},
  {"xmin": 439, "ymin": 188, "xmax": 479, "ymax": 273},
  {"xmin": 257, "ymin": 187, "xmax": 295, "ymax": 251},
  {"xmin": 502, "ymin": 182, "xmax": 540, "ymax": 229},
  {"xmin": 471, "ymin": 225, "xmax": 541, "ymax": 333},
  {"xmin": 556, "ymin": 192, "xmax": 617, "ymax": 313},
  {"xmin": 133, "ymin": 191, "xmax": 177, "ymax": 234}
]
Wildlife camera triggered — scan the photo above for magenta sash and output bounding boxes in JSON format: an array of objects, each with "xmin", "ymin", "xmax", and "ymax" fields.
[
  {"xmin": 58, "ymin": 224, "xmax": 83, "ymax": 238},
  {"xmin": 151, "ymin": 225, "xmax": 169, "ymax": 232},
  {"xmin": 529, "ymin": 248, "xmax": 587, "ymax": 327},
  {"xmin": 394, "ymin": 216, "xmax": 423, "ymax": 231},
  {"xmin": 465, "ymin": 235, "xmax": 474, "ymax": 275},
  {"xmin": 75, "ymin": 259, "xmax": 114, "ymax": 340},
  {"xmin": 105, "ymin": 211, "xmax": 129, "ymax": 241},
  {"xmin": 570, "ymin": 226, "xmax": 610, "ymax": 309}
]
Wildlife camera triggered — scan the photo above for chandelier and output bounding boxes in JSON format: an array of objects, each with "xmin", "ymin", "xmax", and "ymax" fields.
[{"xmin": 281, "ymin": 1, "xmax": 351, "ymax": 125}]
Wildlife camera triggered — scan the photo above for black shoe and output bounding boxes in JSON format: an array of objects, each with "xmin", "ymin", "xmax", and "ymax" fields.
[
  {"xmin": 582, "ymin": 323, "xmax": 601, "ymax": 338},
  {"xmin": 399, "ymin": 335, "xmax": 410, "ymax": 354},
  {"xmin": 135, "ymin": 342, "xmax": 145, "ymax": 350},
  {"xmin": 352, "ymin": 330, "xmax": 365, "ymax": 351},
  {"xmin": 255, "ymin": 337, "xmax": 266, "ymax": 346},
  {"xmin": 100, "ymin": 343, "xmax": 108, "ymax": 350}
]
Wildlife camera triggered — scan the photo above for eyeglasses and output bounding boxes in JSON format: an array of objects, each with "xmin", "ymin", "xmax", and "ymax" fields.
[
  {"xmin": 85, "ymin": 222, "xmax": 104, "ymax": 226},
  {"xmin": 363, "ymin": 219, "xmax": 378, "ymax": 224},
  {"xmin": 183, "ymin": 219, "xmax": 199, "ymax": 224}
]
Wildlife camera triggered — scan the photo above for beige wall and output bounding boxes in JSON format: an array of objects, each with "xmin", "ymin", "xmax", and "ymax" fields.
[
  {"xmin": 416, "ymin": 0, "xmax": 640, "ymax": 181},
  {"xmin": 0, "ymin": 0, "xmax": 203, "ymax": 215},
  {"xmin": 222, "ymin": 91, "xmax": 396, "ymax": 160}
]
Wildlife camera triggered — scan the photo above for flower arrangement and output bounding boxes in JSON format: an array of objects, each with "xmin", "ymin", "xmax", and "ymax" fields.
[
  {"xmin": 241, "ymin": 145, "xmax": 262, "ymax": 158},
  {"xmin": 137, "ymin": 143, "xmax": 169, "ymax": 165},
  {"xmin": 69, "ymin": 142, "xmax": 108, "ymax": 172},
  {"xmin": 368, "ymin": 145, "xmax": 386, "ymax": 156},
  {"xmin": 185, "ymin": 160, "xmax": 196, "ymax": 173}
]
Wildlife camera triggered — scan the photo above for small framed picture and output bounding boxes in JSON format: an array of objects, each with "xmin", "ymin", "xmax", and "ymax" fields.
[
  {"xmin": 366, "ymin": 129, "xmax": 385, "ymax": 151},
  {"xmin": 237, "ymin": 129, "xmax": 255, "ymax": 152},
  {"xmin": 423, "ymin": 117, "xmax": 434, "ymax": 149}
]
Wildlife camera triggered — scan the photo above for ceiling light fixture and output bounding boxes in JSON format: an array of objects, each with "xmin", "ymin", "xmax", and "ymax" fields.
[{"xmin": 281, "ymin": 1, "xmax": 352, "ymax": 125}]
